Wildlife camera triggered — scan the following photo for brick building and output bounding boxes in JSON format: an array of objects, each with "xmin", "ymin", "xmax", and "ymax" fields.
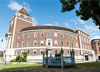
[
  {"xmin": 5, "ymin": 8, "xmax": 96, "ymax": 62},
  {"xmin": 91, "ymin": 39, "xmax": 100, "ymax": 61}
]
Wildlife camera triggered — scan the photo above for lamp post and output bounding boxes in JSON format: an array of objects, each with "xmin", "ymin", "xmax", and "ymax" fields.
[
  {"xmin": 61, "ymin": 41, "xmax": 64, "ymax": 69},
  {"xmin": 45, "ymin": 37, "xmax": 48, "ymax": 68},
  {"xmin": 72, "ymin": 41, "xmax": 75, "ymax": 66}
]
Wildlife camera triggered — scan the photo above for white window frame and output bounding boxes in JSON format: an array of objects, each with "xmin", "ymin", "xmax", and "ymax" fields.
[
  {"xmin": 21, "ymin": 50, "xmax": 24, "ymax": 55},
  {"xmin": 66, "ymin": 34, "xmax": 69, "ymax": 38},
  {"xmin": 33, "ymin": 40, "xmax": 37, "ymax": 46},
  {"xmin": 67, "ymin": 41, "xmax": 69, "ymax": 47},
  {"xmin": 33, "ymin": 50, "xmax": 37, "ymax": 55},
  {"xmin": 27, "ymin": 50, "xmax": 30, "ymax": 55},
  {"xmin": 60, "ymin": 33, "xmax": 64, "ymax": 38},
  {"xmin": 34, "ymin": 33, "xmax": 38, "ymax": 38},
  {"xmin": 22, "ymin": 33, "xmax": 25, "ymax": 39},
  {"xmin": 40, "ymin": 32, "xmax": 44, "ymax": 37},
  {"xmin": 18, "ymin": 34, "xmax": 21, "ymax": 39},
  {"xmin": 22, "ymin": 41, "xmax": 25, "ymax": 47},
  {"xmin": 76, "ymin": 42, "xmax": 78, "ymax": 48},
  {"xmin": 28, "ymin": 33, "xmax": 31, "ymax": 38},
  {"xmin": 61, "ymin": 41, "xmax": 64, "ymax": 46},
  {"xmin": 40, "ymin": 50, "xmax": 44, "ymax": 55},
  {"xmin": 40, "ymin": 40, "xmax": 44, "ymax": 46},
  {"xmin": 54, "ymin": 33, "xmax": 57, "ymax": 37},
  {"xmin": 55, "ymin": 49, "xmax": 58, "ymax": 55},
  {"xmin": 16, "ymin": 50, "xmax": 19, "ymax": 56},
  {"xmin": 17, "ymin": 42, "xmax": 20, "ymax": 47},
  {"xmin": 27, "ymin": 40, "xmax": 31, "ymax": 47},
  {"xmin": 54, "ymin": 40, "xmax": 58, "ymax": 46}
]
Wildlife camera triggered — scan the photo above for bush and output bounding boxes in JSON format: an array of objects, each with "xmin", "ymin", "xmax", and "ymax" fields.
[
  {"xmin": 11, "ymin": 51, "xmax": 28, "ymax": 62},
  {"xmin": 23, "ymin": 51, "xmax": 27, "ymax": 62},
  {"xmin": 16, "ymin": 55, "xmax": 24, "ymax": 62},
  {"xmin": 10, "ymin": 58, "xmax": 16, "ymax": 62}
]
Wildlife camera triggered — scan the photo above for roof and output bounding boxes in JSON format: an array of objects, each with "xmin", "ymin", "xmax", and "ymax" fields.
[
  {"xmin": 18, "ymin": 8, "xmax": 30, "ymax": 16},
  {"xmin": 20, "ymin": 25, "xmax": 74, "ymax": 32}
]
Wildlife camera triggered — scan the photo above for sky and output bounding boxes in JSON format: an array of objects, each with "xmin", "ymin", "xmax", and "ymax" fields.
[{"xmin": 0, "ymin": 0, "xmax": 100, "ymax": 49}]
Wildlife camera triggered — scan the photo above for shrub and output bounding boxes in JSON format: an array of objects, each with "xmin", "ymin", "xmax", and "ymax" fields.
[
  {"xmin": 11, "ymin": 51, "xmax": 28, "ymax": 62},
  {"xmin": 12, "ymin": 58, "xmax": 16, "ymax": 62},
  {"xmin": 16, "ymin": 55, "xmax": 24, "ymax": 62},
  {"xmin": 23, "ymin": 51, "xmax": 27, "ymax": 62}
]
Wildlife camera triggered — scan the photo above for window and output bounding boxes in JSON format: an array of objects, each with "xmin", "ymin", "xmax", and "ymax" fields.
[
  {"xmin": 76, "ymin": 43, "xmax": 78, "ymax": 48},
  {"xmin": 22, "ymin": 41, "xmax": 25, "ymax": 47},
  {"xmin": 60, "ymin": 33, "xmax": 63, "ymax": 38},
  {"xmin": 24, "ymin": 15, "xmax": 27, "ymax": 19},
  {"xmin": 75, "ymin": 35, "xmax": 77, "ymax": 40},
  {"xmin": 21, "ymin": 50, "xmax": 24, "ymax": 55},
  {"xmin": 61, "ymin": 41, "xmax": 64, "ymax": 46},
  {"xmin": 33, "ymin": 50, "xmax": 37, "ymax": 55},
  {"xmin": 40, "ymin": 50, "xmax": 44, "ymax": 55},
  {"xmin": 40, "ymin": 40, "xmax": 44, "ymax": 46},
  {"xmin": 16, "ymin": 50, "xmax": 19, "ymax": 55},
  {"xmin": 17, "ymin": 42, "xmax": 20, "ymax": 47},
  {"xmin": 41, "ymin": 33, "xmax": 44, "ymax": 37},
  {"xmin": 54, "ymin": 40, "xmax": 58, "ymax": 46},
  {"xmin": 72, "ymin": 42, "xmax": 74, "ymax": 47},
  {"xmin": 18, "ymin": 34, "xmax": 21, "ymax": 39},
  {"xmin": 66, "ymin": 34, "xmax": 69, "ymax": 38},
  {"xmin": 98, "ymin": 43, "xmax": 100, "ymax": 46},
  {"xmin": 34, "ymin": 33, "xmax": 38, "ymax": 38},
  {"xmin": 55, "ymin": 50, "xmax": 58, "ymax": 55},
  {"xmin": 33, "ymin": 40, "xmax": 37, "ymax": 46},
  {"xmin": 28, "ymin": 33, "xmax": 31, "ymax": 38},
  {"xmin": 67, "ymin": 41, "xmax": 69, "ymax": 47},
  {"xmin": 68, "ymin": 49, "xmax": 70, "ymax": 55},
  {"xmin": 48, "ymin": 40, "xmax": 51, "ymax": 46},
  {"xmin": 27, "ymin": 40, "xmax": 31, "ymax": 47},
  {"xmin": 99, "ymin": 47, "xmax": 100, "ymax": 51},
  {"xmin": 27, "ymin": 50, "xmax": 30, "ymax": 55},
  {"xmin": 54, "ymin": 33, "xmax": 57, "ymax": 37},
  {"xmin": 71, "ymin": 34, "xmax": 73, "ymax": 39},
  {"xmin": 22, "ymin": 33, "xmax": 25, "ymax": 38},
  {"xmin": 48, "ymin": 32, "xmax": 51, "ymax": 37}
]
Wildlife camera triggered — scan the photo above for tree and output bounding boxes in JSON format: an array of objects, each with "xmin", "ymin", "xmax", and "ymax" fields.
[{"xmin": 60, "ymin": 0, "xmax": 100, "ymax": 29}]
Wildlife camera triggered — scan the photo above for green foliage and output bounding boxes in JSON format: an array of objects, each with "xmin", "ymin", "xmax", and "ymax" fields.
[
  {"xmin": 16, "ymin": 55, "xmax": 24, "ymax": 62},
  {"xmin": 10, "ymin": 51, "xmax": 28, "ymax": 62},
  {"xmin": 10, "ymin": 58, "xmax": 16, "ymax": 62},
  {"xmin": 23, "ymin": 51, "xmax": 27, "ymax": 62},
  {"xmin": 60, "ymin": 0, "xmax": 100, "ymax": 29}
]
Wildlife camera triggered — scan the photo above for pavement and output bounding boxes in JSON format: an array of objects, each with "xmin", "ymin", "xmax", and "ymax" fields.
[{"xmin": 0, "ymin": 63, "xmax": 4, "ymax": 66}]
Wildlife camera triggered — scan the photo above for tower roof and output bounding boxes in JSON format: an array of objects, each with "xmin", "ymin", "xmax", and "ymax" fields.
[{"xmin": 18, "ymin": 8, "xmax": 30, "ymax": 16}]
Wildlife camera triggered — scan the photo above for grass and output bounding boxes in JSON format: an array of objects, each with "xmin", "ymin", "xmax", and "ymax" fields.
[
  {"xmin": 0, "ymin": 62, "xmax": 100, "ymax": 69},
  {"xmin": 76, "ymin": 62, "xmax": 100, "ymax": 66},
  {"xmin": 0, "ymin": 64, "xmax": 42, "ymax": 69}
]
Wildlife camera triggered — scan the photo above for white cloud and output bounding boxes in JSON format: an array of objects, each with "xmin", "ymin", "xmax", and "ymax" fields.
[
  {"xmin": 77, "ymin": 19, "xmax": 86, "ymax": 24},
  {"xmin": 64, "ymin": 23, "xmax": 70, "ymax": 28},
  {"xmin": 49, "ymin": 16, "xmax": 54, "ymax": 19},
  {"xmin": 84, "ymin": 25, "xmax": 98, "ymax": 32},
  {"xmin": 92, "ymin": 36, "xmax": 100, "ymax": 39},
  {"xmin": 8, "ymin": 1, "xmax": 32, "ymax": 12},
  {"xmin": 44, "ymin": 24, "xmax": 53, "ymax": 26},
  {"xmin": 70, "ymin": 19, "xmax": 78, "ymax": 25}
]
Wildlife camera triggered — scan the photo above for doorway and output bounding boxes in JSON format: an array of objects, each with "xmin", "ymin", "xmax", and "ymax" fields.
[
  {"xmin": 98, "ymin": 56, "xmax": 100, "ymax": 60},
  {"xmin": 85, "ymin": 55, "xmax": 88, "ymax": 61}
]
